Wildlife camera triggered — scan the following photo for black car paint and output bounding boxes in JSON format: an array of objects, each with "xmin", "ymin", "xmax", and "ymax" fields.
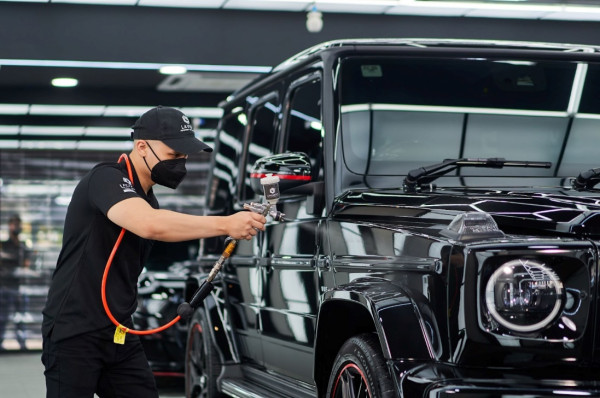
[{"xmin": 183, "ymin": 39, "xmax": 600, "ymax": 397}]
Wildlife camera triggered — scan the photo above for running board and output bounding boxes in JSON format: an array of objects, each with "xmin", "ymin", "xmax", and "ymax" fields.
[
  {"xmin": 220, "ymin": 367, "xmax": 316, "ymax": 398},
  {"xmin": 221, "ymin": 379, "xmax": 279, "ymax": 398}
]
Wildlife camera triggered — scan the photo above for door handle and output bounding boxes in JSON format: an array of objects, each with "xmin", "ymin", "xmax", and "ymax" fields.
[{"xmin": 316, "ymin": 255, "xmax": 330, "ymax": 269}]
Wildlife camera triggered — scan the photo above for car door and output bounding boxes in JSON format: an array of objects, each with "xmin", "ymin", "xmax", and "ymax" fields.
[
  {"xmin": 258, "ymin": 73, "xmax": 324, "ymax": 383},
  {"xmin": 228, "ymin": 91, "xmax": 280, "ymax": 365}
]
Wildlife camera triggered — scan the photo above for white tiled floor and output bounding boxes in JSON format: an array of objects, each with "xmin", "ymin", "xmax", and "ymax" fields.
[
  {"xmin": 0, "ymin": 350, "xmax": 185, "ymax": 398},
  {"xmin": 0, "ymin": 351, "xmax": 46, "ymax": 398}
]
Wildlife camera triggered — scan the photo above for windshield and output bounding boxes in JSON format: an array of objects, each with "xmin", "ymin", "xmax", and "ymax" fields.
[{"xmin": 337, "ymin": 55, "xmax": 600, "ymax": 190}]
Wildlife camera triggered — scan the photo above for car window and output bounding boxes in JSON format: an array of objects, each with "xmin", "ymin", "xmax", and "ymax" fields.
[
  {"xmin": 242, "ymin": 95, "xmax": 279, "ymax": 202},
  {"xmin": 208, "ymin": 112, "xmax": 246, "ymax": 211},
  {"xmin": 284, "ymin": 78, "xmax": 323, "ymax": 181},
  {"xmin": 337, "ymin": 55, "xmax": 600, "ymax": 190}
]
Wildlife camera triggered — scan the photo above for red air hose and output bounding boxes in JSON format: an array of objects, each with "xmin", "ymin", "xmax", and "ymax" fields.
[{"xmin": 101, "ymin": 153, "xmax": 180, "ymax": 337}]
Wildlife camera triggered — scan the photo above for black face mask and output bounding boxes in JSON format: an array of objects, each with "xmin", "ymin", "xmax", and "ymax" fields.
[{"xmin": 143, "ymin": 143, "xmax": 187, "ymax": 189}]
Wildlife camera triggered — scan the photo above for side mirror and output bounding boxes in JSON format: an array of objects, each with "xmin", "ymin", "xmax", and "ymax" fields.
[{"xmin": 250, "ymin": 152, "xmax": 312, "ymax": 195}]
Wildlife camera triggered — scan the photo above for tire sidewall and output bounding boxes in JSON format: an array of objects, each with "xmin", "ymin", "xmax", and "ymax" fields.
[
  {"xmin": 185, "ymin": 309, "xmax": 221, "ymax": 398},
  {"xmin": 326, "ymin": 333, "xmax": 393, "ymax": 398}
]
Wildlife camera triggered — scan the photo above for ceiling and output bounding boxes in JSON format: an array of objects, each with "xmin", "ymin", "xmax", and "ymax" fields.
[
  {"xmin": 1, "ymin": 0, "xmax": 600, "ymax": 153},
  {"xmin": 5, "ymin": 0, "xmax": 600, "ymax": 19},
  {"xmin": 1, "ymin": 0, "xmax": 600, "ymax": 231}
]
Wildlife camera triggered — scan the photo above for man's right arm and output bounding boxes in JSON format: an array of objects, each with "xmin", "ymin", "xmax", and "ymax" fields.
[{"xmin": 106, "ymin": 197, "xmax": 265, "ymax": 242}]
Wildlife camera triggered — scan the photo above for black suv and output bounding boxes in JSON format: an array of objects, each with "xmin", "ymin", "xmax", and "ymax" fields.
[{"xmin": 183, "ymin": 39, "xmax": 600, "ymax": 398}]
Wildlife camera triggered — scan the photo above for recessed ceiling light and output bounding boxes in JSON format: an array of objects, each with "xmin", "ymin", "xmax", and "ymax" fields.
[
  {"xmin": 0, "ymin": 58, "xmax": 271, "ymax": 73},
  {"xmin": 51, "ymin": 77, "xmax": 79, "ymax": 88},
  {"xmin": 159, "ymin": 65, "xmax": 188, "ymax": 75}
]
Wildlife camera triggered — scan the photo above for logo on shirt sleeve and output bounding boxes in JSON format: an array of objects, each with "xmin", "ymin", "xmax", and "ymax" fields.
[{"xmin": 120, "ymin": 177, "xmax": 136, "ymax": 193}]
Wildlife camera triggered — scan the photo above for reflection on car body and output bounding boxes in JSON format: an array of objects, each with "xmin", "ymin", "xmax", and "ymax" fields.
[{"xmin": 184, "ymin": 38, "xmax": 600, "ymax": 397}]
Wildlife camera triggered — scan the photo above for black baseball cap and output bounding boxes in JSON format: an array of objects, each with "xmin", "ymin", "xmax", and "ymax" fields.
[{"xmin": 131, "ymin": 106, "xmax": 213, "ymax": 154}]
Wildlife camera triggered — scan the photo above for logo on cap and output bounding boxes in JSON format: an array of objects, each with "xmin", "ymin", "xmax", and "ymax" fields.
[{"xmin": 181, "ymin": 115, "xmax": 192, "ymax": 132}]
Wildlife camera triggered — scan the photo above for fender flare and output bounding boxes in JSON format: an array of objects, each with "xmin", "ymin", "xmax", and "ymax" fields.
[
  {"xmin": 318, "ymin": 278, "xmax": 436, "ymax": 359},
  {"xmin": 313, "ymin": 277, "xmax": 440, "ymax": 393}
]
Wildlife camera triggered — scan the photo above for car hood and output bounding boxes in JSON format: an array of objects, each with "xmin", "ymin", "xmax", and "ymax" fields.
[{"xmin": 333, "ymin": 187, "xmax": 600, "ymax": 238}]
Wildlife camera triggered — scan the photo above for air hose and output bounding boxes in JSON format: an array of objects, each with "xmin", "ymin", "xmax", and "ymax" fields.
[
  {"xmin": 101, "ymin": 154, "xmax": 180, "ymax": 342},
  {"xmin": 101, "ymin": 154, "xmax": 283, "ymax": 344}
]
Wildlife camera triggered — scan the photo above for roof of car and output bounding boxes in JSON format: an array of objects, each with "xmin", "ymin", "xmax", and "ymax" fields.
[
  {"xmin": 273, "ymin": 38, "xmax": 600, "ymax": 72},
  {"xmin": 221, "ymin": 38, "xmax": 600, "ymax": 108}
]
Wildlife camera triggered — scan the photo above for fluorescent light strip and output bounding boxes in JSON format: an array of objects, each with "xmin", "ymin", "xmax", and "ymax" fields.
[
  {"xmin": 53, "ymin": 0, "xmax": 137, "ymax": 4},
  {"xmin": 317, "ymin": 0, "xmax": 396, "ymax": 4},
  {"xmin": 0, "ymin": 125, "xmax": 20, "ymax": 135},
  {"xmin": 196, "ymin": 128, "xmax": 217, "ymax": 140},
  {"xmin": 224, "ymin": 0, "xmax": 310, "ymax": 11},
  {"xmin": 20, "ymin": 140, "xmax": 78, "ymax": 150},
  {"xmin": 4, "ymin": 0, "xmax": 600, "ymax": 21},
  {"xmin": 0, "ymin": 59, "xmax": 271, "ymax": 74},
  {"xmin": 77, "ymin": 141, "xmax": 133, "ymax": 151},
  {"xmin": 0, "ymin": 140, "xmax": 19, "ymax": 149},
  {"xmin": 383, "ymin": 1, "xmax": 600, "ymax": 20},
  {"xmin": 3, "ymin": 137, "xmax": 211, "ymax": 151},
  {"xmin": 0, "ymin": 104, "xmax": 29, "ymax": 114},
  {"xmin": 84, "ymin": 127, "xmax": 131, "ymax": 137},
  {"xmin": 575, "ymin": 113, "xmax": 600, "ymax": 120},
  {"xmin": 29, "ymin": 104, "xmax": 106, "ymax": 116},
  {"xmin": 139, "ymin": 0, "xmax": 225, "ymax": 7},
  {"xmin": 0, "ymin": 139, "xmax": 133, "ymax": 151},
  {"xmin": 20, "ymin": 126, "xmax": 85, "ymax": 135},
  {"xmin": 0, "ymin": 104, "xmax": 223, "ymax": 118},
  {"xmin": 341, "ymin": 103, "xmax": 569, "ymax": 117},
  {"xmin": 551, "ymin": 391, "xmax": 590, "ymax": 396},
  {"xmin": 413, "ymin": 1, "xmax": 557, "ymax": 12},
  {"xmin": 103, "ymin": 106, "xmax": 155, "ymax": 117},
  {"xmin": 3, "ymin": 125, "xmax": 168, "ymax": 137},
  {"xmin": 3, "ymin": 182, "xmax": 77, "ymax": 196},
  {"xmin": 181, "ymin": 107, "xmax": 223, "ymax": 118}
]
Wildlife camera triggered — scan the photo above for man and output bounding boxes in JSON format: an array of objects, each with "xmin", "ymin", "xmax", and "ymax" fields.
[
  {"xmin": 0, "ymin": 214, "xmax": 31, "ymax": 351},
  {"xmin": 41, "ymin": 106, "xmax": 266, "ymax": 397}
]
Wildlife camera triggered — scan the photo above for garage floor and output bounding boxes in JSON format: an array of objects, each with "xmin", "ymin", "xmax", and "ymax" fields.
[{"xmin": 0, "ymin": 350, "xmax": 185, "ymax": 398}]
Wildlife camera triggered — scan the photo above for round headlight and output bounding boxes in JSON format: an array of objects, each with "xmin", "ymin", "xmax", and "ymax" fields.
[{"xmin": 485, "ymin": 259, "xmax": 563, "ymax": 333}]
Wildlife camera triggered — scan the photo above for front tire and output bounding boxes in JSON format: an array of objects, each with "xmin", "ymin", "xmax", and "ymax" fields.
[
  {"xmin": 326, "ymin": 333, "xmax": 394, "ymax": 398},
  {"xmin": 185, "ymin": 309, "xmax": 222, "ymax": 398}
]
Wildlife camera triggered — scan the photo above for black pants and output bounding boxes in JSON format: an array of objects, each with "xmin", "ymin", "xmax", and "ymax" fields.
[
  {"xmin": 0, "ymin": 286, "xmax": 28, "ymax": 350},
  {"xmin": 42, "ymin": 332, "xmax": 158, "ymax": 398}
]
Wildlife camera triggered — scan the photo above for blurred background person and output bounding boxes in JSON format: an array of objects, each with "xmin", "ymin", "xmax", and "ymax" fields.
[{"xmin": 0, "ymin": 214, "xmax": 31, "ymax": 351}]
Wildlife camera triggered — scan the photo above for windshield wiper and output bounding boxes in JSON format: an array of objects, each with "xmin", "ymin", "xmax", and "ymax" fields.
[
  {"xmin": 571, "ymin": 167, "xmax": 600, "ymax": 191},
  {"xmin": 402, "ymin": 157, "xmax": 552, "ymax": 192}
]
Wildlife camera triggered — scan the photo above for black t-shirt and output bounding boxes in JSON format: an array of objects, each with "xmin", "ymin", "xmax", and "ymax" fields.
[{"xmin": 42, "ymin": 160, "xmax": 158, "ymax": 342}]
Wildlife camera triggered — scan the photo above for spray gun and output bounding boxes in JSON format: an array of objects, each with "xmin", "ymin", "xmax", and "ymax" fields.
[{"xmin": 177, "ymin": 174, "xmax": 284, "ymax": 319}]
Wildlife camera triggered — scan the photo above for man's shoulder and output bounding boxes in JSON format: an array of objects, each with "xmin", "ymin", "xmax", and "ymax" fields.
[
  {"xmin": 73, "ymin": 161, "xmax": 129, "ymax": 197},
  {"xmin": 90, "ymin": 161, "xmax": 122, "ymax": 174},
  {"xmin": 86, "ymin": 161, "xmax": 137, "ymax": 197},
  {"xmin": 86, "ymin": 161, "xmax": 128, "ymax": 182}
]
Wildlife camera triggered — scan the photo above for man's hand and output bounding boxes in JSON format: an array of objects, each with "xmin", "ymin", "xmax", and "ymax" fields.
[{"xmin": 225, "ymin": 211, "xmax": 267, "ymax": 240}]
